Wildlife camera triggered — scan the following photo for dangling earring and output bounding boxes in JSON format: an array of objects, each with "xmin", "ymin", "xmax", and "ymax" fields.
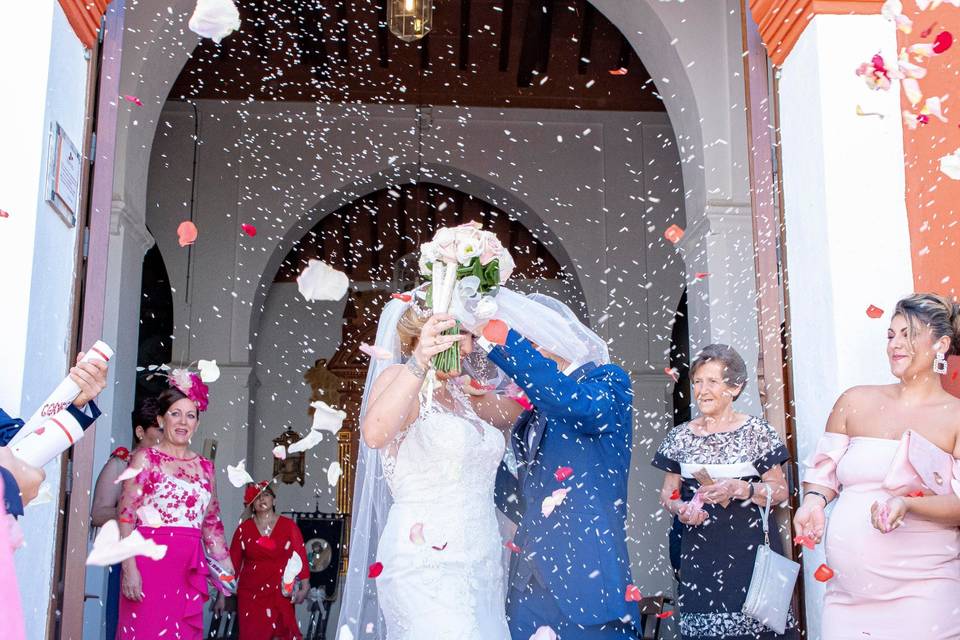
[{"xmin": 934, "ymin": 352, "xmax": 948, "ymax": 375}]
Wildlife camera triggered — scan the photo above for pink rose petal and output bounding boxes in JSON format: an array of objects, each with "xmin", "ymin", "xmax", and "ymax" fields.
[
  {"xmin": 359, "ymin": 343, "xmax": 393, "ymax": 360},
  {"xmin": 177, "ymin": 221, "xmax": 198, "ymax": 247},
  {"xmin": 409, "ymin": 523, "xmax": 426, "ymax": 546},
  {"xmin": 114, "ymin": 466, "xmax": 143, "ymax": 484}
]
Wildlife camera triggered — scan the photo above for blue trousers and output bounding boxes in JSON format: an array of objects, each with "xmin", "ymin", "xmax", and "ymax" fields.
[
  {"xmin": 106, "ymin": 563, "xmax": 120, "ymax": 640},
  {"xmin": 506, "ymin": 578, "xmax": 637, "ymax": 640}
]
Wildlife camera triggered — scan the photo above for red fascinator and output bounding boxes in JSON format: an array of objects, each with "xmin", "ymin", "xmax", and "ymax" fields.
[{"xmin": 244, "ymin": 481, "xmax": 271, "ymax": 506}]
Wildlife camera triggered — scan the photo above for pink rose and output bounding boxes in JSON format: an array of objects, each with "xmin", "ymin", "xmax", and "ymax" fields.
[{"xmin": 480, "ymin": 235, "xmax": 503, "ymax": 266}]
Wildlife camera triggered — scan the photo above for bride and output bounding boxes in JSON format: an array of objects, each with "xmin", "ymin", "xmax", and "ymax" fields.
[{"xmin": 335, "ymin": 293, "xmax": 522, "ymax": 640}]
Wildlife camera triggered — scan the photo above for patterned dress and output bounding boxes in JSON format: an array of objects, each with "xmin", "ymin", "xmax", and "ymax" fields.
[
  {"xmin": 652, "ymin": 416, "xmax": 799, "ymax": 640},
  {"xmin": 116, "ymin": 447, "xmax": 230, "ymax": 640}
]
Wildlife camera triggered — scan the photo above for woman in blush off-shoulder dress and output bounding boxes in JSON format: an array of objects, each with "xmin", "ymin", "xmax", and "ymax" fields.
[
  {"xmin": 116, "ymin": 380, "xmax": 234, "ymax": 640},
  {"xmin": 794, "ymin": 293, "xmax": 960, "ymax": 640}
]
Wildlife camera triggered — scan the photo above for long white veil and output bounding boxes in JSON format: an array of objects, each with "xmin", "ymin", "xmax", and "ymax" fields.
[
  {"xmin": 334, "ymin": 287, "xmax": 608, "ymax": 640},
  {"xmin": 335, "ymin": 295, "xmax": 410, "ymax": 640}
]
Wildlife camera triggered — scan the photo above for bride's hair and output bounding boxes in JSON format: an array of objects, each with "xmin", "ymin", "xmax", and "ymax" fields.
[
  {"xmin": 894, "ymin": 292, "xmax": 960, "ymax": 356},
  {"xmin": 397, "ymin": 305, "xmax": 428, "ymax": 357}
]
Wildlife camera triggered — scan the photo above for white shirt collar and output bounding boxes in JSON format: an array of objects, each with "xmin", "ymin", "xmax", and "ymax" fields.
[{"xmin": 562, "ymin": 361, "xmax": 583, "ymax": 376}]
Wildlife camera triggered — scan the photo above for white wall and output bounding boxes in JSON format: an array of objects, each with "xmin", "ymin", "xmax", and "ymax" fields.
[
  {"xmin": 0, "ymin": 2, "xmax": 92, "ymax": 637},
  {"xmin": 778, "ymin": 15, "xmax": 913, "ymax": 639}
]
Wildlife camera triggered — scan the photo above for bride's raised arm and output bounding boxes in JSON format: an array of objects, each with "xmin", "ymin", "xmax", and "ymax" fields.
[{"xmin": 361, "ymin": 313, "xmax": 464, "ymax": 448}]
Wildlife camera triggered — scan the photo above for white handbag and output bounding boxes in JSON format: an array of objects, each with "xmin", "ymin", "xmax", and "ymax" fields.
[{"xmin": 742, "ymin": 485, "xmax": 799, "ymax": 634}]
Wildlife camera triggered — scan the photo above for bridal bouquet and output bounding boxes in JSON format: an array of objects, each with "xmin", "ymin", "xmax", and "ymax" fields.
[{"xmin": 419, "ymin": 222, "xmax": 515, "ymax": 373}]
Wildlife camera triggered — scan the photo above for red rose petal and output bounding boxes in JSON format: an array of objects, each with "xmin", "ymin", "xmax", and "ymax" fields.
[
  {"xmin": 624, "ymin": 584, "xmax": 642, "ymax": 602},
  {"xmin": 814, "ymin": 563, "xmax": 834, "ymax": 582},
  {"xmin": 866, "ymin": 305, "xmax": 884, "ymax": 319},
  {"xmin": 391, "ymin": 293, "xmax": 412, "ymax": 302},
  {"xmin": 177, "ymin": 220, "xmax": 198, "ymax": 247},
  {"xmin": 933, "ymin": 31, "xmax": 953, "ymax": 55},
  {"xmin": 656, "ymin": 611, "xmax": 674, "ymax": 619},
  {"xmin": 505, "ymin": 541, "xmax": 522, "ymax": 553},
  {"xmin": 431, "ymin": 542, "xmax": 448, "ymax": 551},
  {"xmin": 0, "ymin": 210, "xmax": 9, "ymax": 218},
  {"xmin": 663, "ymin": 224, "xmax": 685, "ymax": 245},
  {"xmin": 608, "ymin": 67, "xmax": 628, "ymax": 76},
  {"xmin": 921, "ymin": 22, "xmax": 938, "ymax": 39},
  {"xmin": 123, "ymin": 94, "xmax": 143, "ymax": 107},
  {"xmin": 368, "ymin": 562, "xmax": 384, "ymax": 578},
  {"xmin": 793, "ymin": 535, "xmax": 815, "ymax": 550},
  {"xmin": 240, "ymin": 223, "xmax": 257, "ymax": 237},
  {"xmin": 664, "ymin": 367, "xmax": 679, "ymax": 382},
  {"xmin": 669, "ymin": 489, "xmax": 681, "ymax": 501},
  {"xmin": 35, "ymin": 427, "xmax": 46, "ymax": 436},
  {"xmin": 694, "ymin": 272, "xmax": 710, "ymax": 279},
  {"xmin": 554, "ymin": 466, "xmax": 574, "ymax": 482},
  {"xmin": 908, "ymin": 490, "xmax": 925, "ymax": 498}
]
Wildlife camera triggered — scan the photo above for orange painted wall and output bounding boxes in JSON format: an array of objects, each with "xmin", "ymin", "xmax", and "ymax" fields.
[{"xmin": 898, "ymin": 7, "xmax": 960, "ymax": 394}]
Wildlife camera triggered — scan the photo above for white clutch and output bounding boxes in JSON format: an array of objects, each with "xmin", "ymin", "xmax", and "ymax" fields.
[{"xmin": 742, "ymin": 486, "xmax": 799, "ymax": 634}]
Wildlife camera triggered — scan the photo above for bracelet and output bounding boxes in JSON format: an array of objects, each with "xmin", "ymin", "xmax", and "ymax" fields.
[
  {"xmin": 806, "ymin": 490, "xmax": 830, "ymax": 507},
  {"xmin": 405, "ymin": 358, "xmax": 428, "ymax": 380},
  {"xmin": 746, "ymin": 482, "xmax": 755, "ymax": 500}
]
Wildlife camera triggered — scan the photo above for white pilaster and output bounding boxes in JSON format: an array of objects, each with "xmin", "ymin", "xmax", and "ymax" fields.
[
  {"xmin": 778, "ymin": 14, "xmax": 913, "ymax": 639},
  {"xmin": 677, "ymin": 200, "xmax": 762, "ymax": 416}
]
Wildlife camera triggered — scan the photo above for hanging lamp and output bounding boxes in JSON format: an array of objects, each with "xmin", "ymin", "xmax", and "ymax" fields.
[{"xmin": 388, "ymin": 0, "xmax": 432, "ymax": 42}]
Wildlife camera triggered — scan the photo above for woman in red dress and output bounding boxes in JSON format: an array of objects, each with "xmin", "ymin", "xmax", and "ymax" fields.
[{"xmin": 228, "ymin": 482, "xmax": 310, "ymax": 640}]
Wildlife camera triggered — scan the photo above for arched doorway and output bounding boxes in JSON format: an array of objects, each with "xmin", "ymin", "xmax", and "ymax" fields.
[{"xmin": 251, "ymin": 181, "xmax": 572, "ymax": 573}]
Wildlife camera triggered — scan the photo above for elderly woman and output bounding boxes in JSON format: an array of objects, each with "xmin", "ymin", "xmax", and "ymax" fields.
[
  {"xmin": 652, "ymin": 344, "xmax": 798, "ymax": 640},
  {"xmin": 116, "ymin": 380, "xmax": 233, "ymax": 640},
  {"xmin": 224, "ymin": 481, "xmax": 310, "ymax": 640}
]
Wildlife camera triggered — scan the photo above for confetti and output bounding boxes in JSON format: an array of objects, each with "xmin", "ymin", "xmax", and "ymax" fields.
[
  {"xmin": 664, "ymin": 367, "xmax": 680, "ymax": 382},
  {"xmin": 866, "ymin": 305, "xmax": 884, "ymax": 319},
  {"xmin": 608, "ymin": 67, "xmax": 628, "ymax": 76},
  {"xmin": 137, "ymin": 505, "xmax": 163, "ymax": 527},
  {"xmin": 663, "ymin": 224, "xmax": 684, "ymax": 244},
  {"xmin": 327, "ymin": 461, "xmax": 343, "ymax": 486},
  {"xmin": 296, "ymin": 259, "xmax": 349, "ymax": 302},
  {"xmin": 226, "ymin": 459, "xmax": 255, "ymax": 488},
  {"xmin": 814, "ymin": 563, "xmax": 835, "ymax": 582},
  {"xmin": 177, "ymin": 221, "xmax": 198, "ymax": 247},
  {"xmin": 368, "ymin": 562, "xmax": 384, "ymax": 578},
  {"xmin": 554, "ymin": 466, "xmax": 573, "ymax": 482},
  {"xmin": 0, "ymin": 210, "xmax": 9, "ymax": 218},
  {"xmin": 86, "ymin": 520, "xmax": 167, "ymax": 566},
  {"xmin": 856, "ymin": 105, "xmax": 884, "ymax": 119},
  {"xmin": 240, "ymin": 223, "xmax": 257, "ymax": 237}
]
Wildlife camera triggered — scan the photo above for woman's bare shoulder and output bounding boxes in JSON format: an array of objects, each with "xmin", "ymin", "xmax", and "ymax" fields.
[{"xmin": 838, "ymin": 384, "xmax": 896, "ymax": 406}]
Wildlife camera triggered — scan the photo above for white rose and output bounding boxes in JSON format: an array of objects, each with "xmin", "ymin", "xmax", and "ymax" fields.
[
  {"xmin": 497, "ymin": 251, "xmax": 516, "ymax": 284},
  {"xmin": 455, "ymin": 228, "xmax": 484, "ymax": 265},
  {"xmin": 474, "ymin": 296, "xmax": 499, "ymax": 319}
]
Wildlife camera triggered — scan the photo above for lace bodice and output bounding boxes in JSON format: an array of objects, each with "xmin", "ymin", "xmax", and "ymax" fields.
[
  {"xmin": 380, "ymin": 384, "xmax": 505, "ymax": 504},
  {"xmin": 118, "ymin": 447, "xmax": 229, "ymax": 560}
]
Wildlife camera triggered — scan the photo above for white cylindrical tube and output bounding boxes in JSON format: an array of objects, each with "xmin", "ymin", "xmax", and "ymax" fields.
[
  {"xmin": 9, "ymin": 408, "xmax": 86, "ymax": 467},
  {"xmin": 9, "ymin": 340, "xmax": 113, "ymax": 446}
]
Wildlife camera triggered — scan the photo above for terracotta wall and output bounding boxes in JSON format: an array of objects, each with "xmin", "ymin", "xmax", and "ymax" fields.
[{"xmin": 898, "ymin": 6, "xmax": 960, "ymax": 394}]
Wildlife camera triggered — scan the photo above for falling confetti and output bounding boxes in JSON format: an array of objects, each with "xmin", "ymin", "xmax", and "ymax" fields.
[
  {"xmin": 86, "ymin": 520, "xmax": 167, "ymax": 566},
  {"xmin": 856, "ymin": 105, "xmax": 884, "ymax": 119},
  {"xmin": 296, "ymin": 259, "xmax": 350, "ymax": 302},
  {"xmin": 669, "ymin": 489, "xmax": 681, "ymax": 501},
  {"xmin": 177, "ymin": 221, "xmax": 198, "ymax": 247},
  {"xmin": 0, "ymin": 210, "xmax": 9, "ymax": 218}
]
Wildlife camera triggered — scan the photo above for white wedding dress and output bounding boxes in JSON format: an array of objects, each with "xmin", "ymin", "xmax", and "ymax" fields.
[{"xmin": 376, "ymin": 384, "xmax": 512, "ymax": 640}]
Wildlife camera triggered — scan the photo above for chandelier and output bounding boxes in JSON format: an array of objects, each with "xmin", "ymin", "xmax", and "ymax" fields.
[{"xmin": 388, "ymin": 0, "xmax": 433, "ymax": 42}]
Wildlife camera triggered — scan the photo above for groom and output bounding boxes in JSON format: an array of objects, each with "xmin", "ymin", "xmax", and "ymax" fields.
[{"xmin": 474, "ymin": 303, "xmax": 636, "ymax": 639}]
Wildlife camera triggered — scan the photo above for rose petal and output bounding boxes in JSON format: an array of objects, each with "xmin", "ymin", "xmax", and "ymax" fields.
[
  {"xmin": 272, "ymin": 445, "xmax": 287, "ymax": 460},
  {"xmin": 409, "ymin": 523, "xmax": 426, "ymax": 546},
  {"xmin": 86, "ymin": 520, "xmax": 168, "ymax": 566},
  {"xmin": 656, "ymin": 611, "xmax": 674, "ymax": 619},
  {"xmin": 431, "ymin": 542, "xmax": 448, "ymax": 551},
  {"xmin": 368, "ymin": 561, "xmax": 384, "ymax": 578},
  {"xmin": 664, "ymin": 367, "xmax": 680, "ymax": 382},
  {"xmin": 286, "ymin": 429, "xmax": 322, "ymax": 454},
  {"xmin": 114, "ymin": 466, "xmax": 143, "ymax": 484},
  {"xmin": 198, "ymin": 359, "xmax": 221, "ymax": 383},
  {"xmin": 122, "ymin": 95, "xmax": 143, "ymax": 107},
  {"xmin": 240, "ymin": 223, "xmax": 257, "ymax": 237},
  {"xmin": 188, "ymin": 0, "xmax": 241, "ymax": 43},
  {"xmin": 866, "ymin": 304, "xmax": 885, "ymax": 319},
  {"xmin": 310, "ymin": 401, "xmax": 347, "ymax": 434},
  {"xmin": 391, "ymin": 293, "xmax": 412, "ymax": 302},
  {"xmin": 282, "ymin": 552, "xmax": 303, "ymax": 585},
  {"xmin": 529, "ymin": 626, "xmax": 557, "ymax": 640},
  {"xmin": 934, "ymin": 31, "xmax": 953, "ymax": 54},
  {"xmin": 669, "ymin": 489, "xmax": 681, "ymax": 501},
  {"xmin": 327, "ymin": 461, "xmax": 343, "ymax": 487},
  {"xmin": 0, "ymin": 210, "xmax": 10, "ymax": 218},
  {"xmin": 30, "ymin": 483, "xmax": 54, "ymax": 506},
  {"xmin": 608, "ymin": 67, "xmax": 628, "ymax": 76},
  {"xmin": 226, "ymin": 459, "xmax": 255, "ymax": 488},
  {"xmin": 940, "ymin": 148, "xmax": 960, "ymax": 179},
  {"xmin": 625, "ymin": 584, "xmax": 642, "ymax": 602},
  {"xmin": 814, "ymin": 563, "xmax": 835, "ymax": 582},
  {"xmin": 793, "ymin": 535, "xmax": 816, "ymax": 550},
  {"xmin": 902, "ymin": 77, "xmax": 923, "ymax": 107},
  {"xmin": 554, "ymin": 466, "xmax": 574, "ymax": 482},
  {"xmin": 177, "ymin": 221, "xmax": 198, "ymax": 247},
  {"xmin": 296, "ymin": 259, "xmax": 350, "ymax": 302},
  {"xmin": 663, "ymin": 224, "xmax": 684, "ymax": 244},
  {"xmin": 505, "ymin": 541, "xmax": 521, "ymax": 553},
  {"xmin": 359, "ymin": 343, "xmax": 393, "ymax": 360}
]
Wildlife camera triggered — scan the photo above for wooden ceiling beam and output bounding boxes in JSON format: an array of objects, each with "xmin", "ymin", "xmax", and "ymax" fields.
[
  {"xmin": 459, "ymin": 0, "xmax": 472, "ymax": 70},
  {"xmin": 498, "ymin": 0, "xmax": 514, "ymax": 72},
  {"xmin": 577, "ymin": 1, "xmax": 595, "ymax": 75}
]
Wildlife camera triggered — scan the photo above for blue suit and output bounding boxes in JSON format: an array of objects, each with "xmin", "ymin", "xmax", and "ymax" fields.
[{"xmin": 487, "ymin": 330, "xmax": 636, "ymax": 639}]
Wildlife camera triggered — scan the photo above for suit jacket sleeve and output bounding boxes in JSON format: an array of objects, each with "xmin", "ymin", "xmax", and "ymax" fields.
[
  {"xmin": 493, "ymin": 461, "xmax": 522, "ymax": 524},
  {"xmin": 485, "ymin": 329, "xmax": 632, "ymax": 432}
]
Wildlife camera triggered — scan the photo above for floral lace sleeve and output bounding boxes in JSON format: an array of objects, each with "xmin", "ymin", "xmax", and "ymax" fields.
[
  {"xmin": 199, "ymin": 457, "xmax": 230, "ymax": 562},
  {"xmin": 117, "ymin": 448, "xmax": 151, "ymax": 526}
]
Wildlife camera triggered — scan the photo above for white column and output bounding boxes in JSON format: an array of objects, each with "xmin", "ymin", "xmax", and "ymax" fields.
[
  {"xmin": 677, "ymin": 201, "xmax": 762, "ymax": 416},
  {"xmin": 777, "ymin": 14, "xmax": 913, "ymax": 639}
]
